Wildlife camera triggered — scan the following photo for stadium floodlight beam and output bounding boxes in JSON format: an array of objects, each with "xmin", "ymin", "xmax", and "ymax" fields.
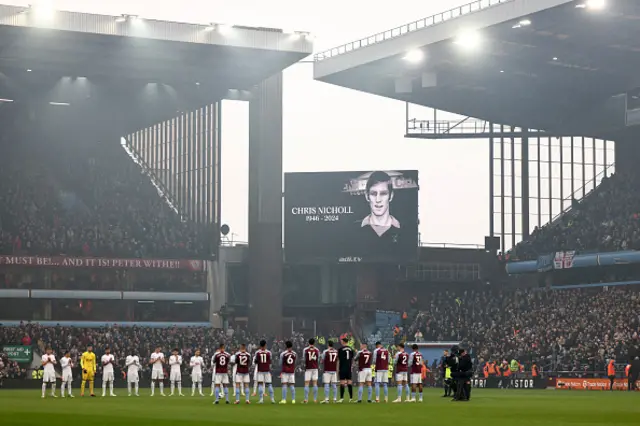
[
  {"xmin": 403, "ymin": 49, "xmax": 425, "ymax": 63},
  {"xmin": 0, "ymin": 98, "xmax": 14, "ymax": 103},
  {"xmin": 49, "ymin": 101, "xmax": 70, "ymax": 106}
]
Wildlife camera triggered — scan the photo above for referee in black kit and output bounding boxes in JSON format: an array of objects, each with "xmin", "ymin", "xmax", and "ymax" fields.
[{"xmin": 338, "ymin": 337, "xmax": 355, "ymax": 402}]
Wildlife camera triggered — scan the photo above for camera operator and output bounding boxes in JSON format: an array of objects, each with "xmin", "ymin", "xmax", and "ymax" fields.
[{"xmin": 450, "ymin": 347, "xmax": 473, "ymax": 402}]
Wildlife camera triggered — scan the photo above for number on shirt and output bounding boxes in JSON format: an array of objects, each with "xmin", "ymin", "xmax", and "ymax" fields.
[
  {"xmin": 218, "ymin": 356, "xmax": 226, "ymax": 366},
  {"xmin": 239, "ymin": 356, "xmax": 248, "ymax": 366},
  {"xmin": 286, "ymin": 356, "xmax": 294, "ymax": 365},
  {"xmin": 415, "ymin": 354, "xmax": 422, "ymax": 363},
  {"xmin": 345, "ymin": 350, "xmax": 350, "ymax": 360},
  {"xmin": 329, "ymin": 352, "xmax": 337, "ymax": 362},
  {"xmin": 380, "ymin": 352, "xmax": 387, "ymax": 360},
  {"xmin": 401, "ymin": 356, "xmax": 408, "ymax": 365},
  {"xmin": 363, "ymin": 354, "xmax": 370, "ymax": 364},
  {"xmin": 259, "ymin": 353, "xmax": 267, "ymax": 364},
  {"xmin": 308, "ymin": 351, "xmax": 317, "ymax": 361}
]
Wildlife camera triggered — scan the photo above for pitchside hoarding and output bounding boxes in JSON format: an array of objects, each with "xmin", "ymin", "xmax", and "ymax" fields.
[{"xmin": 284, "ymin": 170, "xmax": 419, "ymax": 263}]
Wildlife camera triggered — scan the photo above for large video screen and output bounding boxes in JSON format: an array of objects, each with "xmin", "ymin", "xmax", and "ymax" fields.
[{"xmin": 284, "ymin": 170, "xmax": 419, "ymax": 263}]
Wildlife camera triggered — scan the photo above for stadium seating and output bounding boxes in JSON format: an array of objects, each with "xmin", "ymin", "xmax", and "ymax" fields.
[
  {"xmin": 0, "ymin": 139, "xmax": 213, "ymax": 260},
  {"xmin": 403, "ymin": 286, "xmax": 640, "ymax": 374},
  {"xmin": 512, "ymin": 173, "xmax": 640, "ymax": 260}
]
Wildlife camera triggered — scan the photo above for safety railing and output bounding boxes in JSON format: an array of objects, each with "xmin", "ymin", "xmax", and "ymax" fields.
[{"xmin": 314, "ymin": 0, "xmax": 513, "ymax": 61}]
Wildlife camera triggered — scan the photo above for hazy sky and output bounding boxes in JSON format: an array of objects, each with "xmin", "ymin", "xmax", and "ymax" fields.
[{"xmin": 12, "ymin": 0, "xmax": 491, "ymax": 246}]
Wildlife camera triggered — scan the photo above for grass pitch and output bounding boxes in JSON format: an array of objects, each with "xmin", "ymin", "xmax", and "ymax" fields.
[{"xmin": 1, "ymin": 388, "xmax": 639, "ymax": 426}]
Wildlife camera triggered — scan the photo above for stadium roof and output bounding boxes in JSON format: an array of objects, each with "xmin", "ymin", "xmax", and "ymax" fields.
[
  {"xmin": 0, "ymin": 4, "xmax": 312, "ymax": 130},
  {"xmin": 314, "ymin": 0, "xmax": 640, "ymax": 137}
]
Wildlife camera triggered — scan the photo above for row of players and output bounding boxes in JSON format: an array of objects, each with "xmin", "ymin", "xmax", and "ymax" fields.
[{"xmin": 40, "ymin": 338, "xmax": 427, "ymax": 404}]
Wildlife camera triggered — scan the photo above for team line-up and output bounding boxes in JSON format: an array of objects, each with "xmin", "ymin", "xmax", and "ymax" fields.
[{"xmin": 39, "ymin": 338, "xmax": 427, "ymax": 404}]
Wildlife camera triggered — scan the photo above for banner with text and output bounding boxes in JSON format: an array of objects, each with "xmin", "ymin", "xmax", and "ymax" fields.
[
  {"xmin": 2, "ymin": 345, "xmax": 33, "ymax": 363},
  {"xmin": 556, "ymin": 377, "xmax": 640, "ymax": 391},
  {"xmin": 0, "ymin": 256, "xmax": 205, "ymax": 271},
  {"xmin": 284, "ymin": 170, "xmax": 419, "ymax": 263},
  {"xmin": 471, "ymin": 377, "xmax": 546, "ymax": 389},
  {"xmin": 554, "ymin": 251, "xmax": 576, "ymax": 269}
]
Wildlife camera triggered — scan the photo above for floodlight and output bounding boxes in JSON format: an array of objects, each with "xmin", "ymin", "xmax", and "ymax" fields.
[
  {"xmin": 115, "ymin": 15, "xmax": 126, "ymax": 23},
  {"xmin": 586, "ymin": 0, "xmax": 605, "ymax": 10},
  {"xmin": 403, "ymin": 49, "xmax": 424, "ymax": 63},
  {"xmin": 0, "ymin": 98, "xmax": 14, "ymax": 103},
  {"xmin": 512, "ymin": 19, "xmax": 531, "ymax": 28},
  {"xmin": 204, "ymin": 24, "xmax": 215, "ymax": 32},
  {"xmin": 30, "ymin": 1, "xmax": 54, "ymax": 20},
  {"xmin": 454, "ymin": 31, "xmax": 482, "ymax": 50},
  {"xmin": 217, "ymin": 24, "xmax": 233, "ymax": 34}
]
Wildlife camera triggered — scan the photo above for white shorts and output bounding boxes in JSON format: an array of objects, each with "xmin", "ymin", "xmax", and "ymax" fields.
[
  {"xmin": 358, "ymin": 369, "xmax": 372, "ymax": 383},
  {"xmin": 375, "ymin": 371, "xmax": 388, "ymax": 383},
  {"xmin": 281, "ymin": 373, "xmax": 295, "ymax": 384},
  {"xmin": 191, "ymin": 372, "xmax": 202, "ymax": 383},
  {"xmin": 62, "ymin": 371, "xmax": 73, "ymax": 383},
  {"xmin": 410, "ymin": 373, "xmax": 422, "ymax": 384},
  {"xmin": 395, "ymin": 372, "xmax": 408, "ymax": 382},
  {"xmin": 151, "ymin": 370, "xmax": 164, "ymax": 380},
  {"xmin": 323, "ymin": 372, "xmax": 338, "ymax": 384},
  {"xmin": 214, "ymin": 373, "xmax": 230, "ymax": 385},
  {"xmin": 304, "ymin": 369, "xmax": 318, "ymax": 382},
  {"xmin": 43, "ymin": 371, "xmax": 56, "ymax": 383},
  {"xmin": 102, "ymin": 371, "xmax": 114, "ymax": 382},
  {"xmin": 235, "ymin": 373, "xmax": 250, "ymax": 384},
  {"xmin": 128, "ymin": 372, "xmax": 139, "ymax": 383},
  {"xmin": 170, "ymin": 370, "xmax": 181, "ymax": 382},
  {"xmin": 256, "ymin": 372, "xmax": 272, "ymax": 384}
]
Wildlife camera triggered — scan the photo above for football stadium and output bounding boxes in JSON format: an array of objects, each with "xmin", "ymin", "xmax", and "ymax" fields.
[{"xmin": 1, "ymin": 0, "xmax": 640, "ymax": 425}]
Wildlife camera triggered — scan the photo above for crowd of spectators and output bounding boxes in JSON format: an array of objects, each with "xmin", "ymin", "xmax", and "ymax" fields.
[
  {"xmin": 0, "ymin": 323, "xmax": 317, "ymax": 378},
  {"xmin": 405, "ymin": 286, "xmax": 640, "ymax": 374},
  {"xmin": 511, "ymin": 172, "xmax": 640, "ymax": 261},
  {"xmin": 0, "ymin": 140, "xmax": 214, "ymax": 260}
]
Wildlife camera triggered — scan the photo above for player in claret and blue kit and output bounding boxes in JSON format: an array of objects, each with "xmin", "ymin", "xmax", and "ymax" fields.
[
  {"xmin": 321, "ymin": 341, "xmax": 339, "ymax": 403},
  {"xmin": 408, "ymin": 344, "xmax": 425, "ymax": 402},
  {"xmin": 372, "ymin": 342, "xmax": 390, "ymax": 403},
  {"xmin": 393, "ymin": 343, "xmax": 411, "ymax": 402},
  {"xmin": 212, "ymin": 344, "xmax": 231, "ymax": 404},
  {"xmin": 279, "ymin": 341, "xmax": 297, "ymax": 404},
  {"xmin": 253, "ymin": 340, "xmax": 276, "ymax": 404},
  {"xmin": 233, "ymin": 344, "xmax": 252, "ymax": 404},
  {"xmin": 355, "ymin": 343, "xmax": 373, "ymax": 403},
  {"xmin": 303, "ymin": 338, "xmax": 320, "ymax": 403}
]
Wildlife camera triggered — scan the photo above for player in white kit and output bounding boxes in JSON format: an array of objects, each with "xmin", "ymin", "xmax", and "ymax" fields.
[
  {"xmin": 190, "ymin": 349, "xmax": 205, "ymax": 396},
  {"xmin": 41, "ymin": 347, "xmax": 57, "ymax": 398},
  {"xmin": 60, "ymin": 350, "xmax": 74, "ymax": 398},
  {"xmin": 169, "ymin": 348, "xmax": 184, "ymax": 396},
  {"xmin": 149, "ymin": 346, "xmax": 166, "ymax": 396},
  {"xmin": 101, "ymin": 347, "xmax": 116, "ymax": 397},
  {"xmin": 125, "ymin": 352, "xmax": 141, "ymax": 396}
]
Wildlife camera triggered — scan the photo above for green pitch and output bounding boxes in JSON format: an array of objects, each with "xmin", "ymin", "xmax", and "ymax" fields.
[{"xmin": 1, "ymin": 388, "xmax": 638, "ymax": 426}]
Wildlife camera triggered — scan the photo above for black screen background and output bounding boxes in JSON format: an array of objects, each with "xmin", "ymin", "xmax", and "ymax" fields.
[{"xmin": 284, "ymin": 170, "xmax": 419, "ymax": 263}]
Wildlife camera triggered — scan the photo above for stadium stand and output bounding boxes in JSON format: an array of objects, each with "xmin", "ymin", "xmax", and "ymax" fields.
[
  {"xmin": 512, "ymin": 172, "xmax": 640, "ymax": 260},
  {"xmin": 0, "ymin": 136, "xmax": 214, "ymax": 260},
  {"xmin": 403, "ymin": 286, "xmax": 640, "ymax": 374}
]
